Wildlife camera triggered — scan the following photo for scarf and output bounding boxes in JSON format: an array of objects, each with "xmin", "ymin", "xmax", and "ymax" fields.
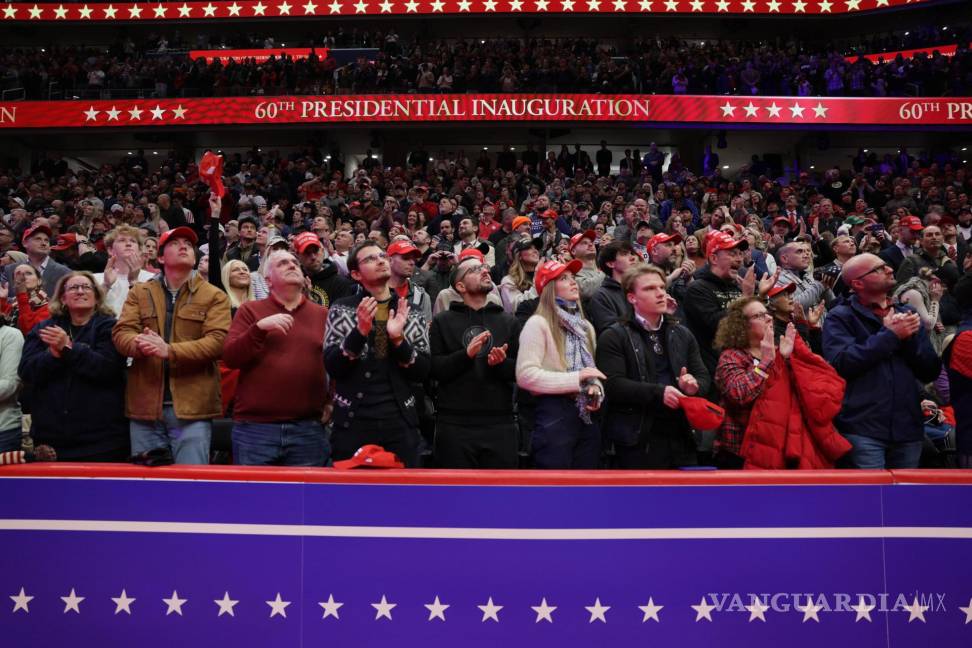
[{"xmin": 555, "ymin": 299, "xmax": 596, "ymax": 423}]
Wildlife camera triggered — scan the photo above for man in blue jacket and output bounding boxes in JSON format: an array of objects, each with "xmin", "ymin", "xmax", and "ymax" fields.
[{"xmin": 823, "ymin": 253, "xmax": 941, "ymax": 468}]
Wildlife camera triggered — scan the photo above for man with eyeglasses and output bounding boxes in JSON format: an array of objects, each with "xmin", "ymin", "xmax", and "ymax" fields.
[
  {"xmin": 429, "ymin": 255, "xmax": 520, "ymax": 468},
  {"xmin": 823, "ymin": 253, "xmax": 940, "ymax": 469},
  {"xmin": 324, "ymin": 241, "xmax": 431, "ymax": 467}
]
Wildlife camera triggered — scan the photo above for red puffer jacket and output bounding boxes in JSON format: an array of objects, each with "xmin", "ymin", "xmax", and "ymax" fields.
[{"xmin": 740, "ymin": 336, "xmax": 851, "ymax": 469}]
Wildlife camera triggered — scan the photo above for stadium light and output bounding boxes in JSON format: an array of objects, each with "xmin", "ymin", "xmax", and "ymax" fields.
[
  {"xmin": 127, "ymin": 152, "xmax": 133, "ymax": 155},
  {"xmin": 810, "ymin": 165, "xmax": 815, "ymax": 169},
  {"xmin": 722, "ymin": 165, "xmax": 729, "ymax": 169}
]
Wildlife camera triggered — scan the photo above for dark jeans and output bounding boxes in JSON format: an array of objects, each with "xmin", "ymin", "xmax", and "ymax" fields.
[
  {"xmin": 331, "ymin": 419, "xmax": 419, "ymax": 468},
  {"xmin": 232, "ymin": 420, "xmax": 330, "ymax": 467},
  {"xmin": 435, "ymin": 420, "xmax": 518, "ymax": 469},
  {"xmin": 0, "ymin": 425, "xmax": 21, "ymax": 453},
  {"xmin": 531, "ymin": 396, "xmax": 600, "ymax": 469}
]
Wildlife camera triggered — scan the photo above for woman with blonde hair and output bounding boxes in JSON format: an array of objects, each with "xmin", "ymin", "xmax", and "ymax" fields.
[
  {"xmin": 221, "ymin": 259, "xmax": 257, "ymax": 316},
  {"xmin": 516, "ymin": 259, "xmax": 605, "ymax": 468},
  {"xmin": 499, "ymin": 238, "xmax": 540, "ymax": 313},
  {"xmin": 19, "ymin": 271, "xmax": 128, "ymax": 461}
]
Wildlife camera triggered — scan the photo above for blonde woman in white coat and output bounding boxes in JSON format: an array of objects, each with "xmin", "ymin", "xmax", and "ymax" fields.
[{"xmin": 516, "ymin": 259, "xmax": 605, "ymax": 468}]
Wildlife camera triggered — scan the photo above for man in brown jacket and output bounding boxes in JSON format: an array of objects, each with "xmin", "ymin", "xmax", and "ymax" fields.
[{"xmin": 113, "ymin": 226, "xmax": 231, "ymax": 464}]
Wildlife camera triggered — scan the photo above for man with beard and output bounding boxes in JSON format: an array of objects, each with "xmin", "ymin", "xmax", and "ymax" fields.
[
  {"xmin": 684, "ymin": 232, "xmax": 776, "ymax": 380},
  {"xmin": 569, "ymin": 230, "xmax": 604, "ymax": 302},
  {"xmin": 293, "ymin": 231, "xmax": 353, "ymax": 308},
  {"xmin": 430, "ymin": 255, "xmax": 520, "ymax": 468},
  {"xmin": 453, "ymin": 216, "xmax": 495, "ymax": 266},
  {"xmin": 646, "ymin": 232, "xmax": 694, "ymax": 304},
  {"xmin": 823, "ymin": 253, "xmax": 940, "ymax": 468}
]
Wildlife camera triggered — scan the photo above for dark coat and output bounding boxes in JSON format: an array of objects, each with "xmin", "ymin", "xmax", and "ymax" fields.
[
  {"xmin": 588, "ymin": 277, "xmax": 631, "ymax": 336},
  {"xmin": 596, "ymin": 317, "xmax": 710, "ymax": 447},
  {"xmin": 822, "ymin": 295, "xmax": 941, "ymax": 443},
  {"xmin": 19, "ymin": 312, "xmax": 128, "ymax": 458}
]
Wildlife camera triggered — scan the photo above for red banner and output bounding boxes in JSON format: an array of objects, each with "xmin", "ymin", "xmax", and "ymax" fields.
[
  {"xmin": 0, "ymin": 95, "xmax": 970, "ymax": 129},
  {"xmin": 0, "ymin": 0, "xmax": 928, "ymax": 20},
  {"xmin": 845, "ymin": 43, "xmax": 965, "ymax": 64},
  {"xmin": 188, "ymin": 47, "xmax": 328, "ymax": 63}
]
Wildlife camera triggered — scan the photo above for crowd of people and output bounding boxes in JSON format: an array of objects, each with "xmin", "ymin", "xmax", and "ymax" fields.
[
  {"xmin": 4, "ymin": 28, "xmax": 971, "ymax": 99},
  {"xmin": 0, "ymin": 140, "xmax": 970, "ymax": 472}
]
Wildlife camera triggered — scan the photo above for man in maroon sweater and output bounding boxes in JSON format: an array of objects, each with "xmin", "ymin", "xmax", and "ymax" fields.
[{"xmin": 222, "ymin": 250, "xmax": 330, "ymax": 465}]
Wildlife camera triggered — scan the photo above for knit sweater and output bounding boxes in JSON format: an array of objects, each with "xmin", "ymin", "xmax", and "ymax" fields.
[
  {"xmin": 515, "ymin": 313, "xmax": 601, "ymax": 395},
  {"xmin": 222, "ymin": 294, "xmax": 329, "ymax": 422}
]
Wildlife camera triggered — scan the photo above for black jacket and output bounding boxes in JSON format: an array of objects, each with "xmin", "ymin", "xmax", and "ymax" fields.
[
  {"xmin": 324, "ymin": 291, "xmax": 431, "ymax": 430},
  {"xmin": 307, "ymin": 261, "xmax": 354, "ymax": 308},
  {"xmin": 19, "ymin": 313, "xmax": 128, "ymax": 459},
  {"xmin": 683, "ymin": 267, "xmax": 742, "ymax": 377},
  {"xmin": 430, "ymin": 301, "xmax": 519, "ymax": 424},
  {"xmin": 588, "ymin": 277, "xmax": 631, "ymax": 336},
  {"xmin": 596, "ymin": 318, "xmax": 710, "ymax": 447}
]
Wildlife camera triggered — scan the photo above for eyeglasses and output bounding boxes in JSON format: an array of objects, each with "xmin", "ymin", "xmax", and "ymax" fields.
[
  {"xmin": 356, "ymin": 252, "xmax": 388, "ymax": 266},
  {"xmin": 746, "ymin": 311, "xmax": 772, "ymax": 321},
  {"xmin": 856, "ymin": 262, "xmax": 890, "ymax": 280},
  {"xmin": 64, "ymin": 284, "xmax": 94, "ymax": 293},
  {"xmin": 456, "ymin": 262, "xmax": 490, "ymax": 282}
]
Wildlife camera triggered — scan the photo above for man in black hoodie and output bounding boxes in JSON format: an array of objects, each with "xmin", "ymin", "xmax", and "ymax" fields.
[
  {"xmin": 684, "ymin": 232, "xmax": 776, "ymax": 380},
  {"xmin": 588, "ymin": 240, "xmax": 640, "ymax": 336},
  {"xmin": 293, "ymin": 232, "xmax": 353, "ymax": 308},
  {"xmin": 430, "ymin": 255, "xmax": 519, "ymax": 468}
]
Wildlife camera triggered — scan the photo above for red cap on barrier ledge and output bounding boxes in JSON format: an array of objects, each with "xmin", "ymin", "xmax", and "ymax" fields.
[{"xmin": 333, "ymin": 445, "xmax": 405, "ymax": 470}]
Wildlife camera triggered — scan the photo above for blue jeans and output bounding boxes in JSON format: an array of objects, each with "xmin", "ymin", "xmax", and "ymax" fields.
[
  {"xmin": 0, "ymin": 425, "xmax": 21, "ymax": 453},
  {"xmin": 843, "ymin": 433, "xmax": 922, "ymax": 469},
  {"xmin": 130, "ymin": 405, "xmax": 212, "ymax": 465},
  {"xmin": 531, "ymin": 396, "xmax": 601, "ymax": 469},
  {"xmin": 232, "ymin": 420, "xmax": 330, "ymax": 467}
]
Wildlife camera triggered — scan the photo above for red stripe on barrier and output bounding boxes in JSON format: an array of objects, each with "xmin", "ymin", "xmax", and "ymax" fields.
[{"xmin": 0, "ymin": 463, "xmax": 914, "ymax": 485}]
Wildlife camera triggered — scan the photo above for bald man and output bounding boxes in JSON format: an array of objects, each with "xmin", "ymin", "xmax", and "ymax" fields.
[{"xmin": 822, "ymin": 253, "xmax": 940, "ymax": 469}]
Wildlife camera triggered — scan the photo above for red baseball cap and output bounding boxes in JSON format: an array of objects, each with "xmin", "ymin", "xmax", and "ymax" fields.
[
  {"xmin": 705, "ymin": 231, "xmax": 748, "ymax": 256},
  {"xmin": 679, "ymin": 396, "xmax": 726, "ymax": 430},
  {"xmin": 293, "ymin": 231, "xmax": 322, "ymax": 254},
  {"xmin": 772, "ymin": 216, "xmax": 792, "ymax": 227},
  {"xmin": 900, "ymin": 215, "xmax": 924, "ymax": 231},
  {"xmin": 51, "ymin": 233, "xmax": 79, "ymax": 251},
  {"xmin": 646, "ymin": 232, "xmax": 682, "ymax": 252},
  {"xmin": 386, "ymin": 239, "xmax": 421, "ymax": 259},
  {"xmin": 767, "ymin": 282, "xmax": 797, "ymax": 299},
  {"xmin": 458, "ymin": 247, "xmax": 485, "ymax": 263},
  {"xmin": 535, "ymin": 258, "xmax": 583, "ymax": 294},
  {"xmin": 568, "ymin": 230, "xmax": 596, "ymax": 252},
  {"xmin": 333, "ymin": 444, "xmax": 405, "ymax": 470},
  {"xmin": 541, "ymin": 209, "xmax": 559, "ymax": 220},
  {"xmin": 22, "ymin": 224, "xmax": 52, "ymax": 244},
  {"xmin": 158, "ymin": 226, "xmax": 198, "ymax": 251}
]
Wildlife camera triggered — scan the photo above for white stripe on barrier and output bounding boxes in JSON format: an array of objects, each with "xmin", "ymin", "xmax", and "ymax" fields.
[{"xmin": 0, "ymin": 519, "xmax": 971, "ymax": 540}]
